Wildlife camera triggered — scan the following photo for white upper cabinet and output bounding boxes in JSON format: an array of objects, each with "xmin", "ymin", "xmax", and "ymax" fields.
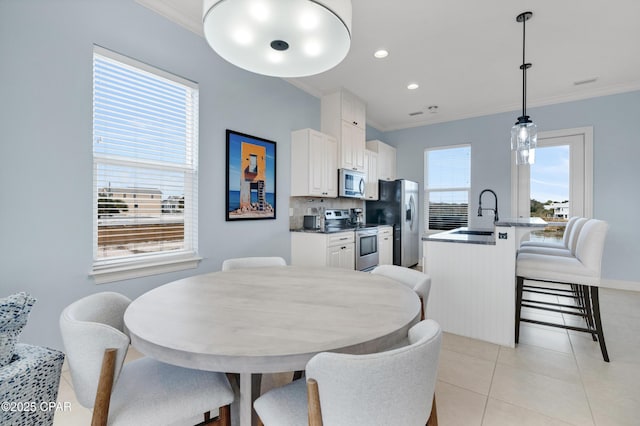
[
  {"xmin": 366, "ymin": 139, "xmax": 397, "ymax": 181},
  {"xmin": 364, "ymin": 149, "xmax": 379, "ymax": 200},
  {"xmin": 321, "ymin": 89, "xmax": 366, "ymax": 171},
  {"xmin": 341, "ymin": 89, "xmax": 366, "ymax": 129},
  {"xmin": 291, "ymin": 128, "xmax": 338, "ymax": 197}
]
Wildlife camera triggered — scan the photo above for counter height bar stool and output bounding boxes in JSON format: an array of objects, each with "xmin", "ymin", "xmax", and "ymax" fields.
[
  {"xmin": 515, "ymin": 219, "xmax": 610, "ymax": 361},
  {"xmin": 518, "ymin": 217, "xmax": 590, "ymax": 318},
  {"xmin": 519, "ymin": 216, "xmax": 579, "ymax": 250},
  {"xmin": 518, "ymin": 217, "xmax": 588, "ymax": 257}
]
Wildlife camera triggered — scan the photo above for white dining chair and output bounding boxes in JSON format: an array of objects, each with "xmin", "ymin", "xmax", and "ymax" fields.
[
  {"xmin": 254, "ymin": 319, "xmax": 442, "ymax": 426},
  {"xmin": 59, "ymin": 292, "xmax": 234, "ymax": 426},
  {"xmin": 221, "ymin": 256, "xmax": 286, "ymax": 271},
  {"xmin": 516, "ymin": 219, "xmax": 610, "ymax": 361},
  {"xmin": 371, "ymin": 264, "xmax": 431, "ymax": 320}
]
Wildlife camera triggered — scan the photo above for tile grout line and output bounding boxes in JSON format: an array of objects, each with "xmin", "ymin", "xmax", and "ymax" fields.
[
  {"xmin": 479, "ymin": 346, "xmax": 500, "ymax": 425},
  {"xmin": 568, "ymin": 322, "xmax": 598, "ymax": 426}
]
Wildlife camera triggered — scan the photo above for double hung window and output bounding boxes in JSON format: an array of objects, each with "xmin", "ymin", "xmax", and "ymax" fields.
[
  {"xmin": 424, "ymin": 145, "xmax": 471, "ymax": 231},
  {"xmin": 92, "ymin": 46, "xmax": 199, "ymax": 282}
]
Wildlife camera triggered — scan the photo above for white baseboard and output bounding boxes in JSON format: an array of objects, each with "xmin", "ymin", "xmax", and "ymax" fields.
[{"xmin": 601, "ymin": 278, "xmax": 640, "ymax": 292}]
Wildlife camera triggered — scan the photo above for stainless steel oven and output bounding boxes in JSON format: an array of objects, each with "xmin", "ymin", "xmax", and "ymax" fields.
[{"xmin": 355, "ymin": 227, "xmax": 379, "ymax": 272}]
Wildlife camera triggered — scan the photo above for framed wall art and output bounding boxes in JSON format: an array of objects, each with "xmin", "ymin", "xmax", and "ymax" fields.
[{"xmin": 225, "ymin": 129, "xmax": 277, "ymax": 221}]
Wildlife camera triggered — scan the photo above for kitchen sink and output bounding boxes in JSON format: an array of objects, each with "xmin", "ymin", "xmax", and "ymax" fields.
[{"xmin": 452, "ymin": 229, "xmax": 494, "ymax": 236}]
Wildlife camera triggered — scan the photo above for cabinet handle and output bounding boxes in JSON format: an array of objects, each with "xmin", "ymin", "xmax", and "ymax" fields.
[
  {"xmin": 339, "ymin": 237, "xmax": 348, "ymax": 240},
  {"xmin": 353, "ymin": 121, "xmax": 358, "ymax": 126},
  {"xmin": 341, "ymin": 246, "xmax": 347, "ymax": 249}
]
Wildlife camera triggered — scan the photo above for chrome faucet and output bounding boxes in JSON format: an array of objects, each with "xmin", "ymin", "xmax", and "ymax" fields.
[{"xmin": 478, "ymin": 189, "xmax": 499, "ymax": 223}]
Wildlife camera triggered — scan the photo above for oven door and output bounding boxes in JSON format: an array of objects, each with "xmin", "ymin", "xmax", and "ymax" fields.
[{"xmin": 356, "ymin": 229, "xmax": 379, "ymax": 271}]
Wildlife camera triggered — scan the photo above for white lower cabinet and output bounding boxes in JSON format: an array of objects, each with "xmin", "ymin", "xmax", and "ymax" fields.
[
  {"xmin": 291, "ymin": 231, "xmax": 355, "ymax": 270},
  {"xmin": 378, "ymin": 226, "xmax": 393, "ymax": 265}
]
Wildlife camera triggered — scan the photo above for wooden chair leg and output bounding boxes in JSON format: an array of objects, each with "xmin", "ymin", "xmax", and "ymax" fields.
[
  {"xmin": 91, "ymin": 348, "xmax": 117, "ymax": 426},
  {"xmin": 426, "ymin": 394, "xmax": 438, "ymax": 426},
  {"xmin": 219, "ymin": 405, "xmax": 231, "ymax": 426},
  {"xmin": 197, "ymin": 405, "xmax": 231, "ymax": 426},
  {"xmin": 307, "ymin": 378, "xmax": 323, "ymax": 426}
]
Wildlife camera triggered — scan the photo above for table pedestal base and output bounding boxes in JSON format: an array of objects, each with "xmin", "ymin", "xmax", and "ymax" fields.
[{"xmin": 240, "ymin": 373, "xmax": 263, "ymax": 426}]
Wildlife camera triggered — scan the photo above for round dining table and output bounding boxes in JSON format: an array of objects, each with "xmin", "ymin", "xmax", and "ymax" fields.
[{"xmin": 124, "ymin": 265, "xmax": 421, "ymax": 426}]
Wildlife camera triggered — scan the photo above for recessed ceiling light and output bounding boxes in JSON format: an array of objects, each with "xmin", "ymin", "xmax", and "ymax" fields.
[
  {"xmin": 407, "ymin": 83, "xmax": 419, "ymax": 90},
  {"xmin": 374, "ymin": 49, "xmax": 389, "ymax": 59}
]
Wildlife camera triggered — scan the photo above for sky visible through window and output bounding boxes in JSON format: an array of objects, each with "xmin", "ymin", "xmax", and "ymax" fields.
[{"xmin": 530, "ymin": 145, "xmax": 570, "ymax": 203}]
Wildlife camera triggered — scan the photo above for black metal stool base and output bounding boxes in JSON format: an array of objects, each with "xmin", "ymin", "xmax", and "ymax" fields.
[{"xmin": 515, "ymin": 276, "xmax": 609, "ymax": 362}]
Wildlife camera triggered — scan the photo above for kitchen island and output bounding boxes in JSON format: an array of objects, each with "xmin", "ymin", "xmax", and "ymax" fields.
[{"xmin": 422, "ymin": 218, "xmax": 546, "ymax": 347}]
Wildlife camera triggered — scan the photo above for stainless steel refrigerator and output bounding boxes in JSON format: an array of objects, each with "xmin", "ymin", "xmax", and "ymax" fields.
[{"xmin": 365, "ymin": 179, "xmax": 419, "ymax": 267}]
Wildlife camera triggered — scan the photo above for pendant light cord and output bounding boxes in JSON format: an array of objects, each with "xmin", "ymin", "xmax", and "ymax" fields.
[{"xmin": 522, "ymin": 15, "xmax": 527, "ymax": 118}]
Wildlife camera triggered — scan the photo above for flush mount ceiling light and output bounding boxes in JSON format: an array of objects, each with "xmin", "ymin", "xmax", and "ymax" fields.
[
  {"xmin": 407, "ymin": 83, "xmax": 419, "ymax": 90},
  {"xmin": 511, "ymin": 11, "xmax": 537, "ymax": 165},
  {"xmin": 202, "ymin": 0, "xmax": 352, "ymax": 78}
]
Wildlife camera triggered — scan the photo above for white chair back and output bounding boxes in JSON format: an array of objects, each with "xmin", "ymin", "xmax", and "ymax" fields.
[
  {"xmin": 221, "ymin": 256, "xmax": 286, "ymax": 271},
  {"xmin": 566, "ymin": 217, "xmax": 589, "ymax": 255},
  {"xmin": 306, "ymin": 319, "xmax": 441, "ymax": 426},
  {"xmin": 371, "ymin": 265, "xmax": 431, "ymax": 317},
  {"xmin": 575, "ymin": 219, "xmax": 609, "ymax": 283},
  {"xmin": 59, "ymin": 292, "xmax": 131, "ymax": 408},
  {"xmin": 561, "ymin": 216, "xmax": 580, "ymax": 247}
]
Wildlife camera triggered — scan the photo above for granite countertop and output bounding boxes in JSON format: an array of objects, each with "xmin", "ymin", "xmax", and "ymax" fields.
[
  {"xmin": 494, "ymin": 217, "xmax": 547, "ymax": 227},
  {"xmin": 290, "ymin": 228, "xmax": 353, "ymax": 234},
  {"xmin": 423, "ymin": 227, "xmax": 496, "ymax": 245},
  {"xmin": 290, "ymin": 224, "xmax": 390, "ymax": 234}
]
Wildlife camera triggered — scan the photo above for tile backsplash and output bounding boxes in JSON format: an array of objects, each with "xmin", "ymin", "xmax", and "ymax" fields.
[{"xmin": 289, "ymin": 197, "xmax": 364, "ymax": 229}]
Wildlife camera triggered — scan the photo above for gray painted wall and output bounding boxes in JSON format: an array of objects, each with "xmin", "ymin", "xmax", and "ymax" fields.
[
  {"xmin": 366, "ymin": 125, "xmax": 386, "ymax": 142},
  {"xmin": 0, "ymin": 0, "xmax": 319, "ymax": 349},
  {"xmin": 382, "ymin": 90, "xmax": 640, "ymax": 283}
]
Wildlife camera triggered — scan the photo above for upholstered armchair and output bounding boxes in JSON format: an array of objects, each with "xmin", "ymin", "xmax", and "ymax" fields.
[
  {"xmin": 0, "ymin": 343, "xmax": 65, "ymax": 425},
  {"xmin": 1, "ymin": 291, "xmax": 65, "ymax": 426}
]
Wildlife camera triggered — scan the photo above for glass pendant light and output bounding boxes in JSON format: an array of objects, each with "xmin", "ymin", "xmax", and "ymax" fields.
[{"xmin": 511, "ymin": 11, "xmax": 537, "ymax": 165}]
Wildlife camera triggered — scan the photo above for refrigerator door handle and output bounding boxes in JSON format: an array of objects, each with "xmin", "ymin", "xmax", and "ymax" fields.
[{"xmin": 406, "ymin": 195, "xmax": 416, "ymax": 231}]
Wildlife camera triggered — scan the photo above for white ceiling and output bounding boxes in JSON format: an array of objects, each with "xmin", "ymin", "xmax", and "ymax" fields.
[{"xmin": 136, "ymin": 0, "xmax": 640, "ymax": 131}]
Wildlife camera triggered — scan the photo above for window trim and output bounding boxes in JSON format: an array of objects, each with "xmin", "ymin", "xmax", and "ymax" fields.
[
  {"xmin": 90, "ymin": 46, "xmax": 200, "ymax": 283},
  {"xmin": 424, "ymin": 144, "xmax": 471, "ymax": 233}
]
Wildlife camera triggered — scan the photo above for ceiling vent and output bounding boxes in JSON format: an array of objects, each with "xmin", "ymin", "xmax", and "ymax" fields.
[{"xmin": 574, "ymin": 77, "xmax": 598, "ymax": 86}]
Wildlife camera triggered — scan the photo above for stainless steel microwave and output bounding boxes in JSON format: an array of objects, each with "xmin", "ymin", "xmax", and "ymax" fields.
[{"xmin": 339, "ymin": 169, "xmax": 366, "ymax": 199}]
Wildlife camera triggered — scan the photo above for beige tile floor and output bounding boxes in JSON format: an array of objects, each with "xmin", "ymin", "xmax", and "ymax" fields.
[{"xmin": 54, "ymin": 288, "xmax": 640, "ymax": 426}]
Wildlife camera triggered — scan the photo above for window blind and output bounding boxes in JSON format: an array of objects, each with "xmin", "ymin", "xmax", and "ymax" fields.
[
  {"xmin": 424, "ymin": 145, "xmax": 470, "ymax": 231},
  {"xmin": 92, "ymin": 47, "xmax": 198, "ymax": 265}
]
